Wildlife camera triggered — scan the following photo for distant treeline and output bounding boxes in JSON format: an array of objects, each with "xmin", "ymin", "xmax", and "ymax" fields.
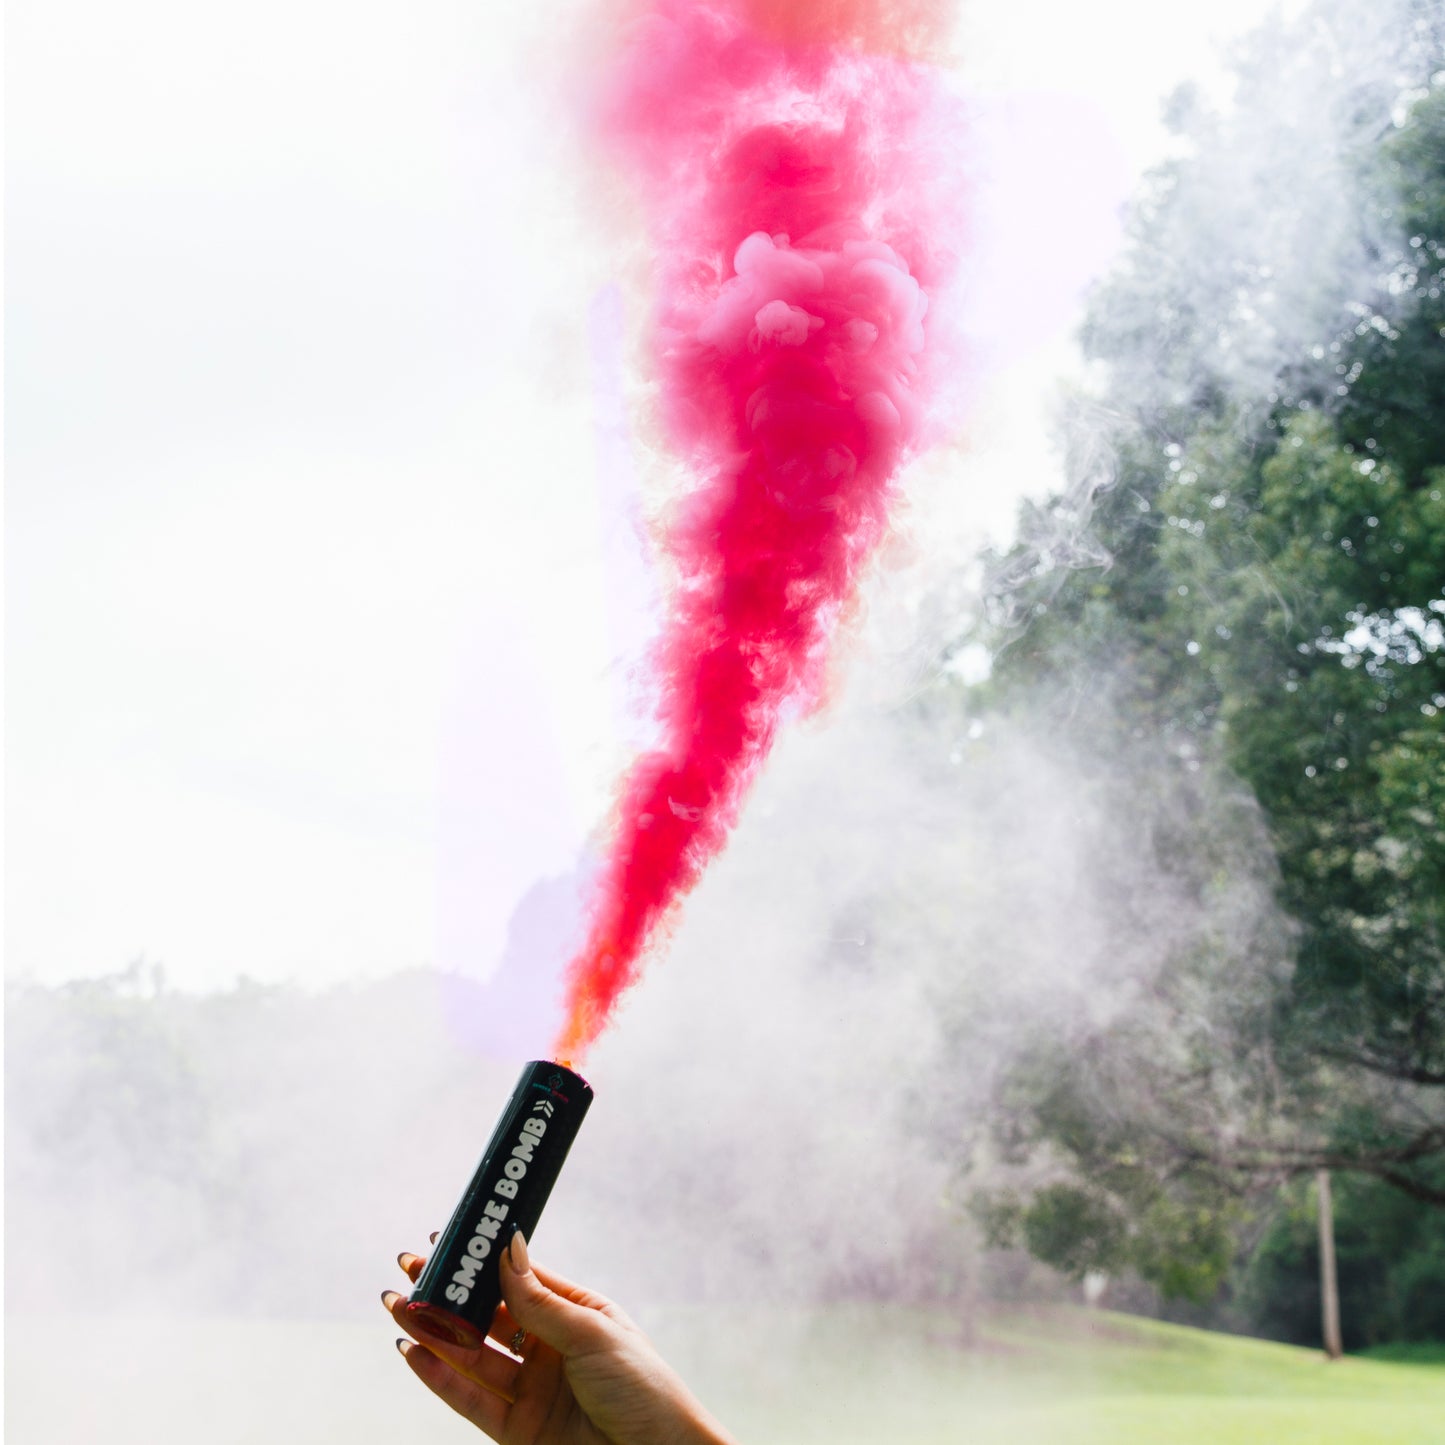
[
  {"xmin": 5, "ymin": 965, "xmax": 489, "ymax": 1318},
  {"xmin": 9, "ymin": 958, "xmax": 1442, "ymax": 1346}
]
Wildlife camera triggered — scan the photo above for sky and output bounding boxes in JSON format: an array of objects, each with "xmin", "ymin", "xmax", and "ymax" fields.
[{"xmin": 7, "ymin": 0, "xmax": 1307, "ymax": 992}]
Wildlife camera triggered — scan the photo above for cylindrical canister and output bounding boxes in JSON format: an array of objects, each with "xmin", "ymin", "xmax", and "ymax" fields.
[{"xmin": 405, "ymin": 1060, "xmax": 593, "ymax": 1350}]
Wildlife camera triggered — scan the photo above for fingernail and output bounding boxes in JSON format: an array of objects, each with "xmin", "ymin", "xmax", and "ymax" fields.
[
  {"xmin": 398, "ymin": 1252, "xmax": 420, "ymax": 1271},
  {"xmin": 396, "ymin": 1338, "xmax": 412, "ymax": 1357},
  {"xmin": 507, "ymin": 1228, "xmax": 529, "ymax": 1273},
  {"xmin": 381, "ymin": 1290, "xmax": 400, "ymax": 1308},
  {"xmin": 429, "ymin": 1231, "xmax": 439, "ymax": 1244}
]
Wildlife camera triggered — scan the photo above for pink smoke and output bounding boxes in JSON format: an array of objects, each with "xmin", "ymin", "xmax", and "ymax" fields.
[{"xmin": 554, "ymin": 0, "xmax": 965, "ymax": 1060}]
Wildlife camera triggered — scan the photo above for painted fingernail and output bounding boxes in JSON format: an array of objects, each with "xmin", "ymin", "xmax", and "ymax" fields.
[
  {"xmin": 429, "ymin": 1231, "xmax": 438, "ymax": 1244},
  {"xmin": 396, "ymin": 1338, "xmax": 412, "ymax": 1357},
  {"xmin": 398, "ymin": 1252, "xmax": 421, "ymax": 1271},
  {"xmin": 381, "ymin": 1290, "xmax": 400, "ymax": 1308},
  {"xmin": 507, "ymin": 1229, "xmax": 529, "ymax": 1272}
]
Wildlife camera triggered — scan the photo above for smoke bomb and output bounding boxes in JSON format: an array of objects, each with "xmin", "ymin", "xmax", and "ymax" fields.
[{"xmin": 405, "ymin": 1060, "xmax": 593, "ymax": 1350}]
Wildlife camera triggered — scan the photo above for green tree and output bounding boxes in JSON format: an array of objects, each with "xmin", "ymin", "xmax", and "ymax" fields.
[
  {"xmin": 965, "ymin": 5, "xmax": 1445, "ymax": 1321},
  {"xmin": 1240, "ymin": 1169, "xmax": 1445, "ymax": 1348}
]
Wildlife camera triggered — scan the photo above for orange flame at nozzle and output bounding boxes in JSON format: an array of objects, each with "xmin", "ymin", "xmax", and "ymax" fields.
[{"xmin": 552, "ymin": 944, "xmax": 621, "ymax": 1064}]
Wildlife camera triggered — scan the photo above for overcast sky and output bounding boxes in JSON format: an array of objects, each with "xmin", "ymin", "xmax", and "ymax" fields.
[{"xmin": 7, "ymin": 0, "xmax": 1306, "ymax": 992}]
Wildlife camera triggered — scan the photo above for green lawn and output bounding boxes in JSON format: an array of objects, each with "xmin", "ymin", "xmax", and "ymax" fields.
[
  {"xmin": 657, "ymin": 1304, "xmax": 1445, "ymax": 1445},
  {"xmin": 1361, "ymin": 1342, "xmax": 1445, "ymax": 1366},
  {"xmin": 7, "ymin": 1305, "xmax": 1443, "ymax": 1444}
]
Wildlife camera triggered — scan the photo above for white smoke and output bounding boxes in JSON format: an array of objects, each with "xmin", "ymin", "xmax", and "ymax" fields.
[{"xmin": 8, "ymin": 1, "xmax": 1440, "ymax": 1442}]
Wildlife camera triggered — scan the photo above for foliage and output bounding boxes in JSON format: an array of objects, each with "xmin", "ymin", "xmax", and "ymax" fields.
[
  {"xmin": 979, "ymin": 1050, "xmax": 1251, "ymax": 1303},
  {"xmin": 1240, "ymin": 1171, "xmax": 1445, "ymax": 1348},
  {"xmin": 963, "ymin": 2, "xmax": 1445, "ymax": 1328},
  {"xmin": 1018, "ymin": 1184, "xmax": 1127, "ymax": 1279},
  {"xmin": 1145, "ymin": 409, "xmax": 1445, "ymax": 1092},
  {"xmin": 3, "ymin": 963, "xmax": 467, "ymax": 1315}
]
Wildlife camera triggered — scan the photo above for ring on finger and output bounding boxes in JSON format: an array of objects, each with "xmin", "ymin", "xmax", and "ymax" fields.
[{"xmin": 508, "ymin": 1327, "xmax": 527, "ymax": 1355}]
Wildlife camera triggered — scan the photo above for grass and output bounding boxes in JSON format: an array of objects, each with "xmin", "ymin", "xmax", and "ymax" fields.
[
  {"xmin": 1360, "ymin": 1341, "xmax": 1445, "ymax": 1366},
  {"xmin": 7, "ymin": 1304, "xmax": 1443, "ymax": 1444},
  {"xmin": 656, "ymin": 1303, "xmax": 1445, "ymax": 1445}
]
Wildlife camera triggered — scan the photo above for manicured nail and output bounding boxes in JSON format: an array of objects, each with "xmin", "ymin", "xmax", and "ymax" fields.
[
  {"xmin": 429, "ymin": 1231, "xmax": 439, "ymax": 1244},
  {"xmin": 507, "ymin": 1229, "xmax": 529, "ymax": 1272},
  {"xmin": 396, "ymin": 1338, "xmax": 412, "ymax": 1357},
  {"xmin": 381, "ymin": 1290, "xmax": 400, "ymax": 1308},
  {"xmin": 398, "ymin": 1252, "xmax": 422, "ymax": 1272}
]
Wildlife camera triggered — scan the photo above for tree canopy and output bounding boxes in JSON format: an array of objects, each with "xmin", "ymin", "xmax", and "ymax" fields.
[{"xmin": 966, "ymin": 0, "xmax": 1445, "ymax": 1321}]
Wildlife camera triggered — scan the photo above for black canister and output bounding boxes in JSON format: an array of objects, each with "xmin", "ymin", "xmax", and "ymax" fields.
[{"xmin": 405, "ymin": 1060, "xmax": 593, "ymax": 1350}]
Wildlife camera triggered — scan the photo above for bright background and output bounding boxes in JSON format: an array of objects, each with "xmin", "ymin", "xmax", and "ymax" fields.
[{"xmin": 8, "ymin": 0, "xmax": 1307, "ymax": 995}]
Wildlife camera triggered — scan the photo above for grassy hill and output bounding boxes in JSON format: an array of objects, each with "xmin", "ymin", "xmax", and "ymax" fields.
[
  {"xmin": 7, "ymin": 1305, "xmax": 1443, "ymax": 1444},
  {"xmin": 668, "ymin": 1305, "xmax": 1445, "ymax": 1445}
]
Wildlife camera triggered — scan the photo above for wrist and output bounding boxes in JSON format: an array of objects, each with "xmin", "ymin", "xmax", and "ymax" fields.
[{"xmin": 677, "ymin": 1400, "xmax": 739, "ymax": 1445}]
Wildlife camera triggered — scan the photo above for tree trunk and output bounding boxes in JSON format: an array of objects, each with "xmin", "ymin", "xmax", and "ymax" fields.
[{"xmin": 1317, "ymin": 1169, "xmax": 1343, "ymax": 1360}]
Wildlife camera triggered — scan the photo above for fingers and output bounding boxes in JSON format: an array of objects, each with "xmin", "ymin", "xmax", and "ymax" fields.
[
  {"xmin": 499, "ymin": 1231, "xmax": 616, "ymax": 1357},
  {"xmin": 381, "ymin": 1289, "xmax": 522, "ymax": 1401},
  {"xmin": 390, "ymin": 1247, "xmax": 524, "ymax": 1356},
  {"xmin": 394, "ymin": 1239, "xmax": 612, "ymax": 1343},
  {"xmin": 396, "ymin": 1339, "xmax": 509, "ymax": 1441},
  {"xmin": 529, "ymin": 1260, "xmax": 638, "ymax": 1331}
]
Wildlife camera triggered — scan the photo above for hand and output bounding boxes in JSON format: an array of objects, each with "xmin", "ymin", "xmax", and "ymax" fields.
[{"xmin": 382, "ymin": 1231, "xmax": 737, "ymax": 1445}]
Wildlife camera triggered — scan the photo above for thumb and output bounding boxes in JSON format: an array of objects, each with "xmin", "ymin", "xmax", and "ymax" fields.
[{"xmin": 500, "ymin": 1232, "xmax": 609, "ymax": 1356}]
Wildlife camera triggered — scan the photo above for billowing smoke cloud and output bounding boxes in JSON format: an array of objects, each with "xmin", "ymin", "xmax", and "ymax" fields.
[
  {"xmin": 556, "ymin": 0, "xmax": 969, "ymax": 1059},
  {"xmin": 3, "ymin": 683, "xmax": 1286, "ymax": 1319},
  {"xmin": 982, "ymin": 0, "xmax": 1445, "ymax": 638}
]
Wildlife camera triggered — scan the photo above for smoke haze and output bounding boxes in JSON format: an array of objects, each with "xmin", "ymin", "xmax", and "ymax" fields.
[{"xmin": 8, "ymin": 0, "xmax": 1440, "ymax": 1440}]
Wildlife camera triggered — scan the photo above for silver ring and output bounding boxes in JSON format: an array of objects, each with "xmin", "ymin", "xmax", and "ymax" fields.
[{"xmin": 508, "ymin": 1327, "xmax": 527, "ymax": 1354}]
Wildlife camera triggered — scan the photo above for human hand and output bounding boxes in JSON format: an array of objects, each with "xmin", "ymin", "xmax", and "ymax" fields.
[{"xmin": 382, "ymin": 1231, "xmax": 737, "ymax": 1445}]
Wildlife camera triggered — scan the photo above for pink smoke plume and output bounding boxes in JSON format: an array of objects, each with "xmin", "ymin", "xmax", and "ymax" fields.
[{"xmin": 554, "ymin": 0, "xmax": 965, "ymax": 1061}]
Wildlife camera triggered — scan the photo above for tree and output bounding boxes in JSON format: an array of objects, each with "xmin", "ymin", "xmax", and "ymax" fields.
[
  {"xmin": 1240, "ymin": 1166, "xmax": 1445, "ymax": 1348},
  {"xmin": 962, "ymin": 2, "xmax": 1445, "ymax": 1321}
]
